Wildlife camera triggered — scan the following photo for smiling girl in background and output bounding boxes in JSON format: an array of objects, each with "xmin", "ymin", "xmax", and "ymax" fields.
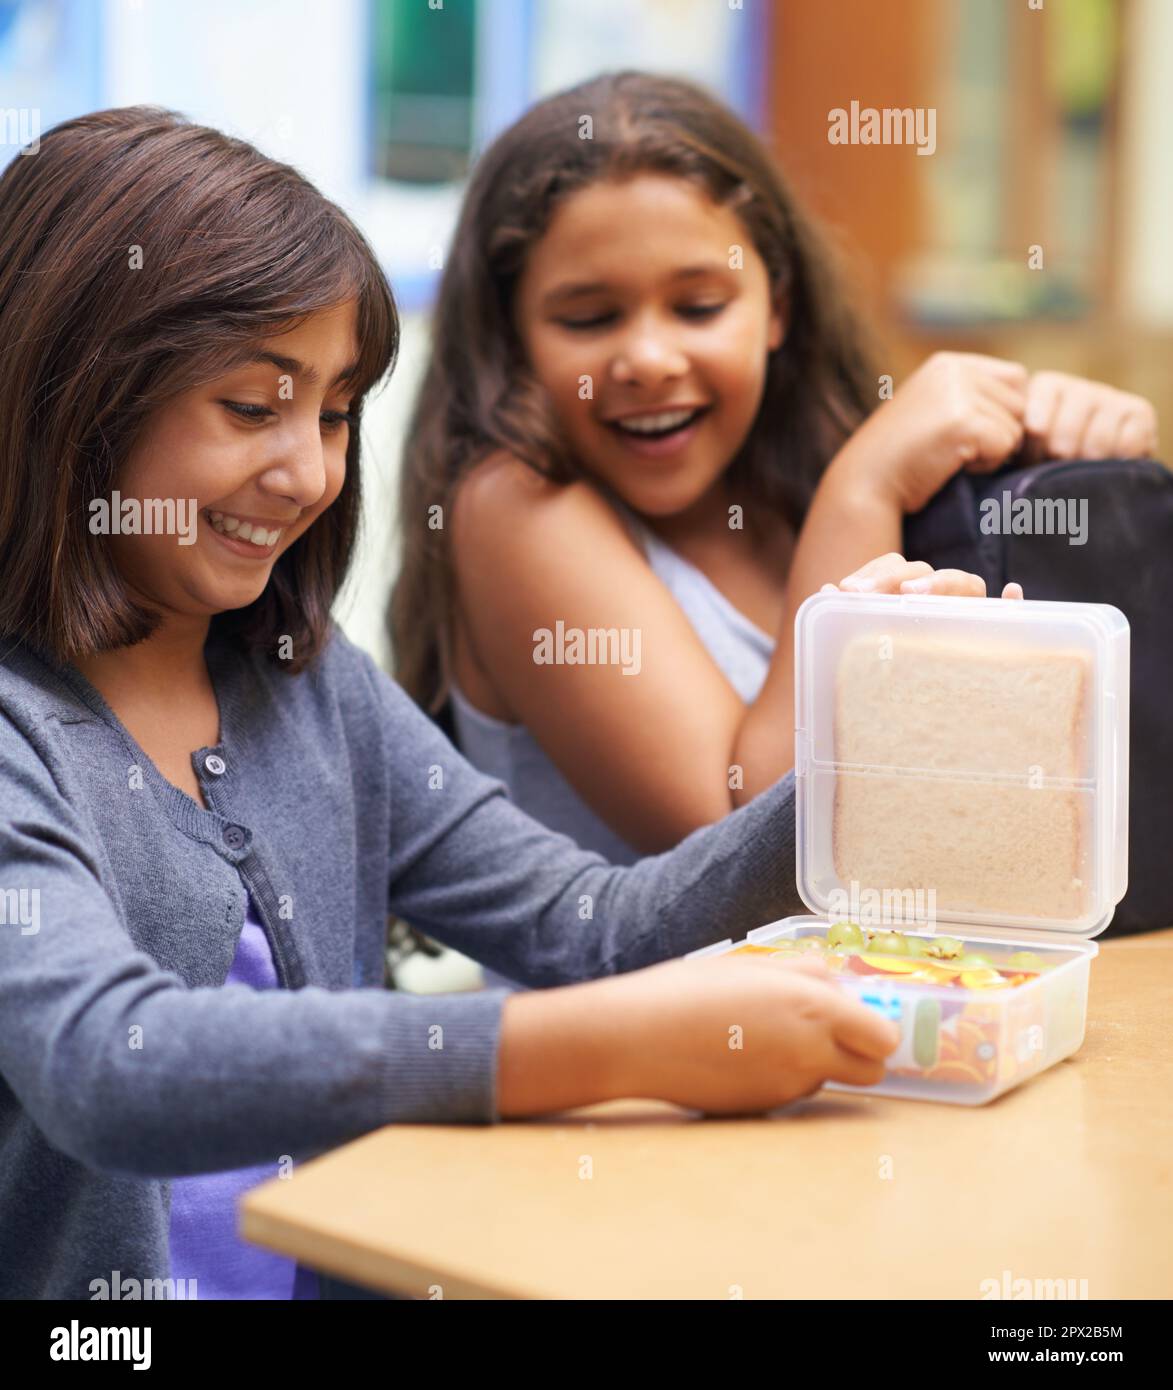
[{"xmin": 391, "ymin": 71, "xmax": 1157, "ymax": 871}]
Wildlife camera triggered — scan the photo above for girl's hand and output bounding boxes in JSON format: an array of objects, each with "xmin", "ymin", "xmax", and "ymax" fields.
[
  {"xmin": 822, "ymin": 551, "xmax": 1024, "ymax": 601},
  {"xmin": 1023, "ymin": 370, "xmax": 1159, "ymax": 462},
  {"xmin": 614, "ymin": 955, "xmax": 900, "ymax": 1114},
  {"xmin": 839, "ymin": 351, "xmax": 1030, "ymax": 515}
]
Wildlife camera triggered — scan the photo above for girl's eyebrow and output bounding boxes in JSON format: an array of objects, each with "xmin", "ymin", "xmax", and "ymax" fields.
[
  {"xmin": 542, "ymin": 262, "xmax": 731, "ymax": 307},
  {"xmin": 250, "ymin": 350, "xmax": 360, "ymax": 388}
]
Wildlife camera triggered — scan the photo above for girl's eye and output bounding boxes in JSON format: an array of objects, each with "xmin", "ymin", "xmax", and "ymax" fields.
[
  {"xmin": 221, "ymin": 400, "xmax": 274, "ymax": 421},
  {"xmin": 221, "ymin": 400, "xmax": 355, "ymax": 432},
  {"xmin": 557, "ymin": 311, "xmax": 618, "ymax": 331},
  {"xmin": 320, "ymin": 410, "xmax": 356, "ymax": 433},
  {"xmin": 557, "ymin": 302, "xmax": 727, "ymax": 331}
]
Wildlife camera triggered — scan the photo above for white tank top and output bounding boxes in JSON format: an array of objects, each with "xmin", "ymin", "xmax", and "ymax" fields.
[{"xmin": 449, "ymin": 497, "xmax": 776, "ymax": 869}]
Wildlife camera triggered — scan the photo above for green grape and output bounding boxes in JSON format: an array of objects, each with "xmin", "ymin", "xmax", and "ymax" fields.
[
  {"xmin": 827, "ymin": 920, "xmax": 865, "ymax": 952},
  {"xmin": 913, "ymin": 999, "xmax": 941, "ymax": 1068},
  {"xmin": 904, "ymin": 936, "xmax": 931, "ymax": 957},
  {"xmin": 869, "ymin": 931, "xmax": 911, "ymax": 955},
  {"xmin": 1006, "ymin": 951, "xmax": 1046, "ymax": 972},
  {"xmin": 956, "ymin": 953, "xmax": 995, "ymax": 970},
  {"xmin": 795, "ymin": 936, "xmax": 826, "ymax": 952}
]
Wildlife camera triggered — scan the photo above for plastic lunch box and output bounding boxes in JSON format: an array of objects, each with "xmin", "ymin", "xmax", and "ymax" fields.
[{"xmin": 690, "ymin": 592, "xmax": 1130, "ymax": 1104}]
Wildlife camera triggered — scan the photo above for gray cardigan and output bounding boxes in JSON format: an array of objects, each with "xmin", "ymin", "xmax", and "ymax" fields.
[{"xmin": 0, "ymin": 623, "xmax": 802, "ymax": 1299}]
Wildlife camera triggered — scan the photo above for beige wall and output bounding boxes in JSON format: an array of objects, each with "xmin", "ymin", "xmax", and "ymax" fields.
[{"xmin": 1119, "ymin": 0, "xmax": 1173, "ymax": 326}]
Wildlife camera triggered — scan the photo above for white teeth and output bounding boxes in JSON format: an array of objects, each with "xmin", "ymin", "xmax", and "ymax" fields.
[
  {"xmin": 205, "ymin": 511, "xmax": 283, "ymax": 547},
  {"xmin": 613, "ymin": 408, "xmax": 699, "ymax": 435}
]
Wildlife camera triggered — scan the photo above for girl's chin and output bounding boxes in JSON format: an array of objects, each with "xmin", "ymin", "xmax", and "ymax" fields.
[
  {"xmin": 606, "ymin": 470, "xmax": 722, "ymax": 519},
  {"xmin": 194, "ymin": 575, "xmax": 275, "ymax": 614}
]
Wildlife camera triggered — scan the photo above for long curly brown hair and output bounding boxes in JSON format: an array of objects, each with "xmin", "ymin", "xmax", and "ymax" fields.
[{"xmin": 390, "ymin": 70, "xmax": 878, "ymax": 713}]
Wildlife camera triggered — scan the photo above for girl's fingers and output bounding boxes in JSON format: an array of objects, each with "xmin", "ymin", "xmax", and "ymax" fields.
[
  {"xmin": 899, "ymin": 567, "xmax": 985, "ymax": 597},
  {"xmin": 839, "ymin": 553, "xmax": 929, "ymax": 592},
  {"xmin": 756, "ymin": 954, "xmax": 834, "ymax": 979},
  {"xmin": 1048, "ymin": 391, "xmax": 1098, "ymax": 459},
  {"xmin": 976, "ymin": 370, "xmax": 1029, "ymax": 420},
  {"xmin": 1080, "ymin": 404, "xmax": 1125, "ymax": 461},
  {"xmin": 1114, "ymin": 408, "xmax": 1158, "ymax": 459},
  {"xmin": 840, "ymin": 551, "xmax": 909, "ymax": 583},
  {"xmin": 859, "ymin": 560, "xmax": 934, "ymax": 594},
  {"xmin": 961, "ymin": 353, "xmax": 1032, "ymax": 387},
  {"xmin": 958, "ymin": 400, "xmax": 1025, "ymax": 471},
  {"xmin": 1026, "ymin": 375, "xmax": 1160, "ymax": 460},
  {"xmin": 1024, "ymin": 372, "xmax": 1065, "ymax": 439},
  {"xmin": 824, "ymin": 1046, "xmax": 889, "ymax": 1089},
  {"xmin": 829, "ymin": 999, "xmax": 903, "ymax": 1064},
  {"xmin": 834, "ymin": 559, "xmax": 1018, "ymax": 602}
]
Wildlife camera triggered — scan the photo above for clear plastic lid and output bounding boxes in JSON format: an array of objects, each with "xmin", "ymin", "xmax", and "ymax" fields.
[{"xmin": 793, "ymin": 593, "xmax": 1129, "ymax": 940}]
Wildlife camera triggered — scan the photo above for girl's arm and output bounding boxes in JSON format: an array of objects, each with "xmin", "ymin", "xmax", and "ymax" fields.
[
  {"xmin": 497, "ymin": 953, "xmax": 896, "ymax": 1117},
  {"xmin": 739, "ymin": 360, "xmax": 1159, "ymax": 799},
  {"xmin": 371, "ymin": 638, "xmax": 806, "ymax": 983},
  {"xmin": 454, "ymin": 357, "xmax": 1156, "ymax": 844},
  {"xmin": 734, "ymin": 352, "xmax": 1028, "ymax": 797},
  {"xmin": 729, "ymin": 452, "xmax": 903, "ymax": 803},
  {"xmin": 0, "ymin": 665, "xmax": 890, "ymax": 1161},
  {"xmin": 450, "ymin": 379, "xmax": 1014, "ymax": 854},
  {"xmin": 0, "ymin": 725, "xmax": 505, "ymax": 1176}
]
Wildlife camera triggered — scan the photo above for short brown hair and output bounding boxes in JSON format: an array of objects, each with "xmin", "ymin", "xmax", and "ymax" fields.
[{"xmin": 0, "ymin": 106, "xmax": 398, "ymax": 673}]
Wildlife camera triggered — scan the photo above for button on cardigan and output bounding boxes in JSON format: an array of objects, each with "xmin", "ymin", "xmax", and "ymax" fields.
[{"xmin": 0, "ymin": 622, "xmax": 802, "ymax": 1298}]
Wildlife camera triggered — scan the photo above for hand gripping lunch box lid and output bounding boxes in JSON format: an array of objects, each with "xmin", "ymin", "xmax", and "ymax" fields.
[{"xmin": 792, "ymin": 592, "xmax": 1129, "ymax": 942}]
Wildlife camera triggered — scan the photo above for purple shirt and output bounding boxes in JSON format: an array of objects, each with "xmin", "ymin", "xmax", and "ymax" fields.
[{"xmin": 168, "ymin": 894, "xmax": 320, "ymax": 1299}]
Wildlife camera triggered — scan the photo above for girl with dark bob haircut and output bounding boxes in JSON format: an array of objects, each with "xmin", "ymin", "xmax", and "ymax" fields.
[
  {"xmin": 0, "ymin": 106, "xmax": 993, "ymax": 1300},
  {"xmin": 0, "ymin": 105, "xmax": 394, "ymax": 671}
]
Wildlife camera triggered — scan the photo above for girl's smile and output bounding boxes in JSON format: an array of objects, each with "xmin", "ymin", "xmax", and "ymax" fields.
[
  {"xmin": 604, "ymin": 402, "xmax": 713, "ymax": 459},
  {"xmin": 203, "ymin": 508, "xmax": 296, "ymax": 556}
]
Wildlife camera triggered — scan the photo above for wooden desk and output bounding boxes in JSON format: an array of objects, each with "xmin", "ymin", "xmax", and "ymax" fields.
[{"xmin": 241, "ymin": 930, "xmax": 1173, "ymax": 1299}]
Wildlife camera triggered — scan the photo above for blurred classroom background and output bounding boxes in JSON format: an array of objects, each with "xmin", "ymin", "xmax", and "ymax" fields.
[{"xmin": 2, "ymin": 0, "xmax": 1168, "ymax": 665}]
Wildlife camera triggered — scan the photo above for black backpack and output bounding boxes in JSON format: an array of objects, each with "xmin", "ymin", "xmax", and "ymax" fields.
[{"xmin": 904, "ymin": 456, "xmax": 1173, "ymax": 936}]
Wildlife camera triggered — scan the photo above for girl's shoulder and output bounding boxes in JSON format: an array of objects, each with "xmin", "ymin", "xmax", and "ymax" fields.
[
  {"xmin": 0, "ymin": 638, "xmax": 86, "ymax": 742},
  {"xmin": 451, "ymin": 452, "xmax": 643, "ymax": 566},
  {"xmin": 242, "ymin": 620, "xmax": 411, "ymax": 729}
]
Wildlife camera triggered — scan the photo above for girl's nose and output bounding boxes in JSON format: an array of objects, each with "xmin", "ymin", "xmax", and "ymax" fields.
[
  {"xmin": 610, "ymin": 325, "xmax": 689, "ymax": 388},
  {"xmin": 262, "ymin": 424, "xmax": 331, "ymax": 509}
]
